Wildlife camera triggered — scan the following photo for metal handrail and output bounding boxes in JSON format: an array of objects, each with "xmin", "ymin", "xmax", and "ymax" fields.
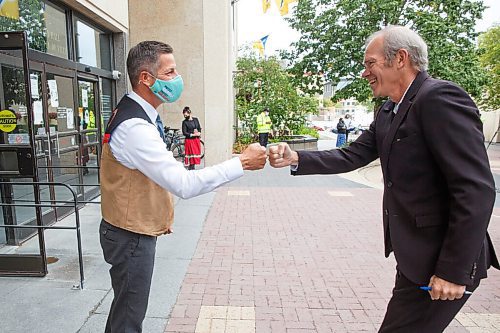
[{"xmin": 0, "ymin": 181, "xmax": 97, "ymax": 290}]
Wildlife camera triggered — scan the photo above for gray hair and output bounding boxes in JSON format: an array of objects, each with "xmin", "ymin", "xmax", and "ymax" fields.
[
  {"xmin": 365, "ymin": 25, "xmax": 428, "ymax": 71},
  {"xmin": 127, "ymin": 41, "xmax": 174, "ymax": 87}
]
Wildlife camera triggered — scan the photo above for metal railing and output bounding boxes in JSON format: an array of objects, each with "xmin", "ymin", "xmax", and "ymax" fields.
[{"xmin": 0, "ymin": 176, "xmax": 100, "ymax": 290}]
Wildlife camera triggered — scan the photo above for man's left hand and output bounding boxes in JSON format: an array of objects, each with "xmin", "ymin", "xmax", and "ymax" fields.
[{"xmin": 428, "ymin": 275, "xmax": 466, "ymax": 300}]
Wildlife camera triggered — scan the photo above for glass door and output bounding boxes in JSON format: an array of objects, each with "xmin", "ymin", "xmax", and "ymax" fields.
[
  {"xmin": 0, "ymin": 31, "xmax": 47, "ymax": 276},
  {"xmin": 41, "ymin": 65, "xmax": 81, "ymax": 219},
  {"xmin": 30, "ymin": 65, "xmax": 55, "ymax": 225},
  {"xmin": 0, "ymin": 52, "xmax": 49, "ymax": 245},
  {"xmin": 77, "ymin": 78, "xmax": 100, "ymax": 199}
]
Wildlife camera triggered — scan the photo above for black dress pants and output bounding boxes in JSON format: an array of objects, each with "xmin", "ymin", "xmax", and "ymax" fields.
[
  {"xmin": 379, "ymin": 270, "xmax": 479, "ymax": 333},
  {"xmin": 100, "ymin": 220, "xmax": 157, "ymax": 333},
  {"xmin": 259, "ymin": 133, "xmax": 269, "ymax": 147}
]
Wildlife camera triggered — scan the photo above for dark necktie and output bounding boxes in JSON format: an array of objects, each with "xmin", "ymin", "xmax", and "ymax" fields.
[
  {"xmin": 390, "ymin": 103, "xmax": 398, "ymax": 123},
  {"xmin": 155, "ymin": 115, "xmax": 166, "ymax": 142}
]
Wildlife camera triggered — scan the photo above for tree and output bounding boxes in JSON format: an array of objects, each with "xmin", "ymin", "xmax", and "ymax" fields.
[
  {"xmin": 284, "ymin": 0, "xmax": 487, "ymax": 104},
  {"xmin": 478, "ymin": 25, "xmax": 500, "ymax": 111},
  {"xmin": 0, "ymin": 0, "xmax": 47, "ymax": 52},
  {"xmin": 0, "ymin": 1, "xmax": 47, "ymax": 107},
  {"xmin": 323, "ymin": 98, "xmax": 334, "ymax": 108},
  {"xmin": 234, "ymin": 55, "xmax": 318, "ymax": 138}
]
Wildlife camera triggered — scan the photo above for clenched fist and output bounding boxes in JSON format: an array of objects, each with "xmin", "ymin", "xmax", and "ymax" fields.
[
  {"xmin": 268, "ymin": 143, "xmax": 298, "ymax": 168},
  {"xmin": 428, "ymin": 275, "xmax": 466, "ymax": 301},
  {"xmin": 239, "ymin": 143, "xmax": 267, "ymax": 170}
]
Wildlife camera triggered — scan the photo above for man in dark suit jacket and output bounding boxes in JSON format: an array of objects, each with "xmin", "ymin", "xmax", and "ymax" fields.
[{"xmin": 269, "ymin": 25, "xmax": 499, "ymax": 332}]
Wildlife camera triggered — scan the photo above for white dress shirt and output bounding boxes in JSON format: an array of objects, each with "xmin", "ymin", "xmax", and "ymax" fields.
[
  {"xmin": 393, "ymin": 78, "xmax": 415, "ymax": 114},
  {"xmin": 108, "ymin": 91, "xmax": 244, "ymax": 199}
]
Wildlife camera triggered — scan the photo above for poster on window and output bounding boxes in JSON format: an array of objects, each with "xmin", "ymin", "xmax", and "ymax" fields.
[
  {"xmin": 18, "ymin": 105, "xmax": 27, "ymax": 117},
  {"xmin": 47, "ymin": 79, "xmax": 59, "ymax": 107},
  {"xmin": 82, "ymin": 89, "xmax": 88, "ymax": 108},
  {"xmin": 30, "ymin": 73, "xmax": 39, "ymax": 99},
  {"xmin": 66, "ymin": 108, "xmax": 74, "ymax": 129},
  {"xmin": 33, "ymin": 100, "xmax": 43, "ymax": 125}
]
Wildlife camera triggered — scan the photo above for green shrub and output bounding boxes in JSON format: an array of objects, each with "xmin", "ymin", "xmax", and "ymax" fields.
[{"xmin": 297, "ymin": 126, "xmax": 319, "ymax": 138}]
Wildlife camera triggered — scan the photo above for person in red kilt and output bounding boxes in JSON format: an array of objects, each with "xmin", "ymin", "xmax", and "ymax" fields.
[{"xmin": 182, "ymin": 106, "xmax": 202, "ymax": 170}]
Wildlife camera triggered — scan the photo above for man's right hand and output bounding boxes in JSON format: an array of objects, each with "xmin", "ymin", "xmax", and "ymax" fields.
[
  {"xmin": 268, "ymin": 143, "xmax": 298, "ymax": 168},
  {"xmin": 428, "ymin": 275, "xmax": 466, "ymax": 301},
  {"xmin": 239, "ymin": 143, "xmax": 267, "ymax": 170}
]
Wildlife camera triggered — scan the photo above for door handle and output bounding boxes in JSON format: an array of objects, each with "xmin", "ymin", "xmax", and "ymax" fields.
[
  {"xmin": 46, "ymin": 135, "xmax": 52, "ymax": 161},
  {"xmin": 56, "ymin": 131, "xmax": 60, "ymax": 158}
]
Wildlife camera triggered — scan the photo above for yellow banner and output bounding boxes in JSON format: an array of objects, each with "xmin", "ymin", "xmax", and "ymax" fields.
[
  {"xmin": 0, "ymin": 0, "xmax": 20, "ymax": 20},
  {"xmin": 275, "ymin": 0, "xmax": 298, "ymax": 16},
  {"xmin": 262, "ymin": 0, "xmax": 271, "ymax": 13},
  {"xmin": 253, "ymin": 40, "xmax": 264, "ymax": 56}
]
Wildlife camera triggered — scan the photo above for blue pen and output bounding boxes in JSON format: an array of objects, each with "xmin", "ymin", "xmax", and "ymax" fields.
[{"xmin": 419, "ymin": 286, "xmax": 472, "ymax": 295}]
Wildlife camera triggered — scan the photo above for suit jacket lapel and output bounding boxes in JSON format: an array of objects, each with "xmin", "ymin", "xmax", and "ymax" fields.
[{"xmin": 380, "ymin": 71, "xmax": 429, "ymax": 169}]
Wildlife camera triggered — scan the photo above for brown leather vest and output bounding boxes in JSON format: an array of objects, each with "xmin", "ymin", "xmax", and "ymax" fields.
[
  {"xmin": 100, "ymin": 144, "xmax": 174, "ymax": 236},
  {"xmin": 100, "ymin": 95, "xmax": 174, "ymax": 236}
]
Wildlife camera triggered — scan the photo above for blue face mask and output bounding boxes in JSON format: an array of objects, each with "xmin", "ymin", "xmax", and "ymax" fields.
[{"xmin": 148, "ymin": 74, "xmax": 184, "ymax": 103}]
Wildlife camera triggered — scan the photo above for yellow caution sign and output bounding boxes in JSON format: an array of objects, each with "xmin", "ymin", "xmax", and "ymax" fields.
[{"xmin": 0, "ymin": 110, "xmax": 17, "ymax": 132}]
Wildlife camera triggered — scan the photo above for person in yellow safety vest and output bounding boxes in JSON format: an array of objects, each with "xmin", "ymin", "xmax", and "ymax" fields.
[
  {"xmin": 257, "ymin": 107, "xmax": 272, "ymax": 147},
  {"xmin": 88, "ymin": 111, "xmax": 95, "ymax": 128}
]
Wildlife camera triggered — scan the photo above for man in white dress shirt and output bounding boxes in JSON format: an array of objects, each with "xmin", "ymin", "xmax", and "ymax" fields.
[{"xmin": 99, "ymin": 41, "xmax": 266, "ymax": 333}]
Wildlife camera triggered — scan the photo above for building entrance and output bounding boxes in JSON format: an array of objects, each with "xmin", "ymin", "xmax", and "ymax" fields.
[{"xmin": 0, "ymin": 32, "xmax": 99, "ymax": 282}]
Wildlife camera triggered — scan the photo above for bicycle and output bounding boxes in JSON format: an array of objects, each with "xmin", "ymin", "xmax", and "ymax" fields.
[{"xmin": 164, "ymin": 127, "xmax": 205, "ymax": 164}]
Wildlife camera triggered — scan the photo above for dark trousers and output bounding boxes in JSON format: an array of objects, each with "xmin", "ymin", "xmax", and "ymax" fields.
[
  {"xmin": 99, "ymin": 220, "xmax": 157, "ymax": 333},
  {"xmin": 259, "ymin": 133, "xmax": 269, "ymax": 147},
  {"xmin": 379, "ymin": 270, "xmax": 479, "ymax": 333}
]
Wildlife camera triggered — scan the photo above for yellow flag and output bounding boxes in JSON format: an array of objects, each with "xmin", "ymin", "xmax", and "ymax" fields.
[
  {"xmin": 262, "ymin": 0, "xmax": 271, "ymax": 13},
  {"xmin": 253, "ymin": 40, "xmax": 264, "ymax": 56},
  {"xmin": 253, "ymin": 35, "xmax": 269, "ymax": 57},
  {"xmin": 0, "ymin": 0, "xmax": 19, "ymax": 20},
  {"xmin": 275, "ymin": 0, "xmax": 298, "ymax": 16}
]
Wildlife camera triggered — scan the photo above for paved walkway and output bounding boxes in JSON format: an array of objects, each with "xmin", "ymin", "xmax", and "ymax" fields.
[
  {"xmin": 164, "ymin": 143, "xmax": 500, "ymax": 333},
  {"xmin": 0, "ymin": 141, "xmax": 499, "ymax": 333}
]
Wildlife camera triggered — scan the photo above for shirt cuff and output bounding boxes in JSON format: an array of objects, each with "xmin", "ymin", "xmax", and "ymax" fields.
[
  {"xmin": 224, "ymin": 157, "xmax": 245, "ymax": 180},
  {"xmin": 290, "ymin": 164, "xmax": 299, "ymax": 172}
]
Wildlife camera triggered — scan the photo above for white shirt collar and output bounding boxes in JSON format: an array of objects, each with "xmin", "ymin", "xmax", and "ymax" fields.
[
  {"xmin": 392, "ymin": 78, "xmax": 415, "ymax": 114},
  {"xmin": 127, "ymin": 90, "xmax": 159, "ymax": 123}
]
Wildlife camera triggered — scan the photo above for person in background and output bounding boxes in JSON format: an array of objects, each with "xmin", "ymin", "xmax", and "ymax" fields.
[
  {"xmin": 76, "ymin": 116, "xmax": 90, "ymax": 175},
  {"xmin": 336, "ymin": 117, "xmax": 347, "ymax": 147},
  {"xmin": 257, "ymin": 107, "xmax": 272, "ymax": 147},
  {"xmin": 181, "ymin": 106, "xmax": 202, "ymax": 170},
  {"xmin": 99, "ymin": 40, "xmax": 267, "ymax": 333},
  {"xmin": 269, "ymin": 25, "xmax": 498, "ymax": 332},
  {"xmin": 344, "ymin": 113, "xmax": 354, "ymax": 142}
]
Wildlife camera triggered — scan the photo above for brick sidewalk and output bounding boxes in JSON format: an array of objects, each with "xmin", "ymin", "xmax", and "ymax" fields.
[{"xmin": 165, "ymin": 165, "xmax": 500, "ymax": 333}]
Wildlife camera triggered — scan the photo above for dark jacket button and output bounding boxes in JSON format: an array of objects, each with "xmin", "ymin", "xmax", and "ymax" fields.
[{"xmin": 470, "ymin": 263, "xmax": 477, "ymax": 279}]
